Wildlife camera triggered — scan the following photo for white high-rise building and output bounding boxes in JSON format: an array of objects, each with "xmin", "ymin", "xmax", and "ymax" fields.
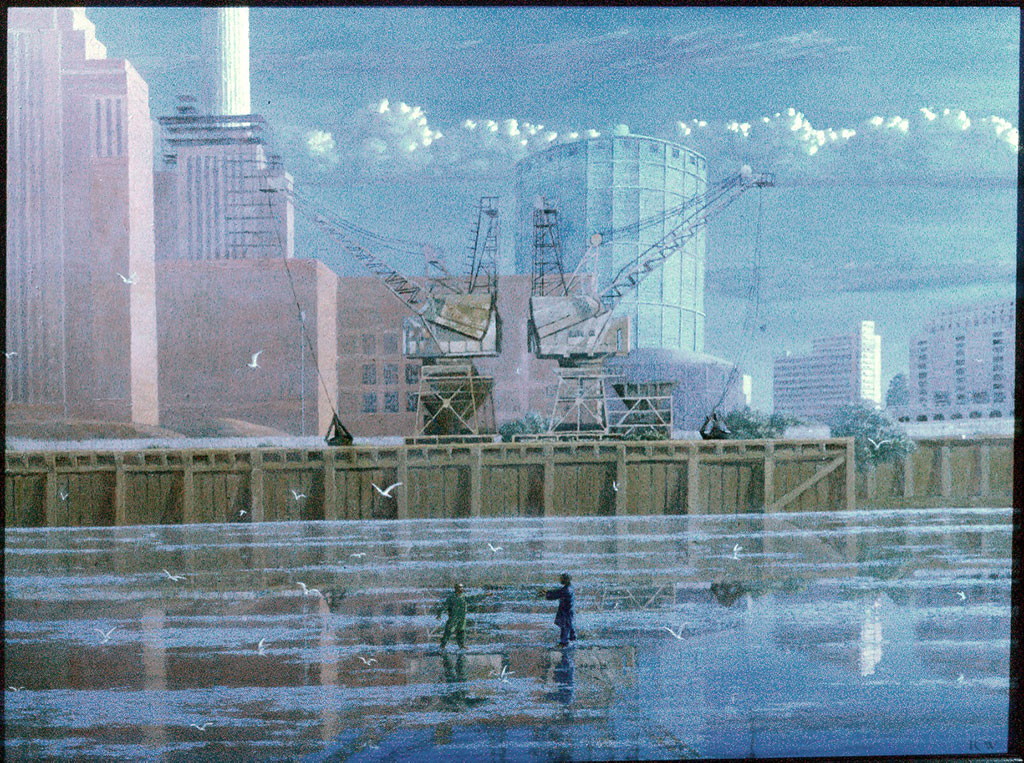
[
  {"xmin": 773, "ymin": 321, "xmax": 882, "ymax": 422},
  {"xmin": 201, "ymin": 7, "xmax": 250, "ymax": 116}
]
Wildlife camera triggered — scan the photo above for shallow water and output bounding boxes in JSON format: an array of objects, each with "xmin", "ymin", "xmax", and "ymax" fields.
[{"xmin": 3, "ymin": 508, "xmax": 1012, "ymax": 761}]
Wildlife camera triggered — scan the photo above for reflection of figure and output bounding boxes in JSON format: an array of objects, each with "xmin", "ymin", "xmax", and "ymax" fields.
[
  {"xmin": 436, "ymin": 583, "xmax": 488, "ymax": 650},
  {"xmin": 700, "ymin": 411, "xmax": 731, "ymax": 440},
  {"xmin": 441, "ymin": 651, "xmax": 467, "ymax": 683},
  {"xmin": 552, "ymin": 646, "xmax": 575, "ymax": 705},
  {"xmin": 538, "ymin": 573, "xmax": 576, "ymax": 646}
]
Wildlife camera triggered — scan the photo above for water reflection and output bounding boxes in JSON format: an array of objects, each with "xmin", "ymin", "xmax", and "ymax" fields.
[{"xmin": 2, "ymin": 508, "xmax": 1012, "ymax": 761}]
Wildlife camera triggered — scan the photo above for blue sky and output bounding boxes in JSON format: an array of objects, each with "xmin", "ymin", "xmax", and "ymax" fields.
[{"xmin": 87, "ymin": 5, "xmax": 1019, "ymax": 410}]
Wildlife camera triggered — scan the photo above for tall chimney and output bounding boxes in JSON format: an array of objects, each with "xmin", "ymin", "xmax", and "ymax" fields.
[{"xmin": 201, "ymin": 7, "xmax": 250, "ymax": 116}]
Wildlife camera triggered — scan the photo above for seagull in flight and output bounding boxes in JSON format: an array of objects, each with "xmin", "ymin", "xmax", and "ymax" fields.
[
  {"xmin": 372, "ymin": 482, "xmax": 402, "ymax": 498},
  {"xmin": 957, "ymin": 591, "xmax": 966, "ymax": 601},
  {"xmin": 350, "ymin": 552, "xmax": 366, "ymax": 558},
  {"xmin": 487, "ymin": 542, "xmax": 502, "ymax": 553},
  {"xmin": 956, "ymin": 673, "xmax": 965, "ymax": 685},
  {"xmin": 59, "ymin": 490, "xmax": 69, "ymax": 502},
  {"xmin": 95, "ymin": 626, "xmax": 118, "ymax": 643},
  {"xmin": 163, "ymin": 569, "xmax": 185, "ymax": 582},
  {"xmin": 356, "ymin": 655, "xmax": 378, "ymax": 666},
  {"xmin": 612, "ymin": 480, "xmax": 619, "ymax": 492},
  {"xmin": 289, "ymin": 489, "xmax": 306, "ymax": 501},
  {"xmin": 297, "ymin": 581, "xmax": 322, "ymax": 597},
  {"xmin": 238, "ymin": 509, "xmax": 247, "ymax": 517},
  {"xmin": 116, "ymin": 272, "xmax": 137, "ymax": 284},
  {"xmin": 732, "ymin": 544, "xmax": 743, "ymax": 560},
  {"xmin": 8, "ymin": 686, "xmax": 26, "ymax": 691},
  {"xmin": 4, "ymin": 351, "xmax": 17, "ymax": 359},
  {"xmin": 867, "ymin": 437, "xmax": 893, "ymax": 450},
  {"xmin": 247, "ymin": 350, "xmax": 262, "ymax": 369},
  {"xmin": 190, "ymin": 723, "xmax": 211, "ymax": 731},
  {"xmin": 257, "ymin": 638, "xmax": 267, "ymax": 655},
  {"xmin": 661, "ymin": 626, "xmax": 685, "ymax": 641}
]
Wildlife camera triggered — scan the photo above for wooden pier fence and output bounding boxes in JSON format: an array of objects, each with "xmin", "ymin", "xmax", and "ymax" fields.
[{"xmin": 3, "ymin": 438, "xmax": 865, "ymax": 528}]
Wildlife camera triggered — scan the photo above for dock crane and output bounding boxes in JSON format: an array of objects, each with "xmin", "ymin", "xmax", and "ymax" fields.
[
  {"xmin": 529, "ymin": 167, "xmax": 775, "ymax": 436},
  {"xmin": 267, "ymin": 181, "xmax": 502, "ymax": 439}
]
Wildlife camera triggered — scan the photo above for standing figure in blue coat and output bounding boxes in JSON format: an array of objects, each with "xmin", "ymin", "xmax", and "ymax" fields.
[{"xmin": 538, "ymin": 573, "xmax": 576, "ymax": 646}]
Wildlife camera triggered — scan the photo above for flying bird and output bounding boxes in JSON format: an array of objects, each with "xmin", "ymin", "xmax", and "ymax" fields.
[
  {"xmin": 8, "ymin": 686, "xmax": 25, "ymax": 691},
  {"xmin": 94, "ymin": 626, "xmax": 118, "ymax": 643},
  {"xmin": 247, "ymin": 351, "xmax": 262, "ymax": 369},
  {"xmin": 356, "ymin": 655, "xmax": 378, "ymax": 665},
  {"xmin": 238, "ymin": 509, "xmax": 247, "ymax": 517},
  {"xmin": 289, "ymin": 489, "xmax": 306, "ymax": 501},
  {"xmin": 350, "ymin": 552, "xmax": 366, "ymax": 558},
  {"xmin": 867, "ymin": 437, "xmax": 893, "ymax": 450},
  {"xmin": 190, "ymin": 723, "xmax": 211, "ymax": 731},
  {"xmin": 116, "ymin": 272, "xmax": 137, "ymax": 284},
  {"xmin": 372, "ymin": 482, "xmax": 402, "ymax": 498},
  {"xmin": 163, "ymin": 569, "xmax": 185, "ymax": 582},
  {"xmin": 490, "ymin": 664, "xmax": 515, "ymax": 682},
  {"xmin": 956, "ymin": 673, "xmax": 965, "ymax": 685},
  {"xmin": 486, "ymin": 542, "xmax": 502, "ymax": 553},
  {"xmin": 732, "ymin": 544, "xmax": 743, "ymax": 560},
  {"xmin": 257, "ymin": 638, "xmax": 267, "ymax": 655},
  {"xmin": 612, "ymin": 480, "xmax": 619, "ymax": 492},
  {"xmin": 4, "ymin": 351, "xmax": 17, "ymax": 359},
  {"xmin": 957, "ymin": 591, "xmax": 966, "ymax": 601},
  {"xmin": 661, "ymin": 626, "xmax": 685, "ymax": 641},
  {"xmin": 59, "ymin": 490, "xmax": 69, "ymax": 502},
  {"xmin": 297, "ymin": 581, "xmax": 322, "ymax": 597}
]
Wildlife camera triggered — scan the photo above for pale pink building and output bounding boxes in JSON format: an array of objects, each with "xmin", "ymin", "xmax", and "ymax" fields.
[{"xmin": 6, "ymin": 8, "xmax": 159, "ymax": 425}]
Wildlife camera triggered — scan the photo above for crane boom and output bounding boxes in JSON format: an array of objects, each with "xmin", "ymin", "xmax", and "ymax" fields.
[
  {"xmin": 286, "ymin": 189, "xmax": 431, "ymax": 315},
  {"xmin": 599, "ymin": 171, "xmax": 774, "ymax": 305}
]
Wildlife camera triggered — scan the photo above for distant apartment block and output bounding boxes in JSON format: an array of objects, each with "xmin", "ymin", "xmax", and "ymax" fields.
[
  {"xmin": 895, "ymin": 300, "xmax": 1015, "ymax": 422},
  {"xmin": 6, "ymin": 8, "xmax": 159, "ymax": 425},
  {"xmin": 773, "ymin": 321, "xmax": 882, "ymax": 422}
]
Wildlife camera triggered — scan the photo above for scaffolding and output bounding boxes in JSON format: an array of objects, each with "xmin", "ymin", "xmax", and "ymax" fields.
[
  {"xmin": 531, "ymin": 202, "xmax": 569, "ymax": 297},
  {"xmin": 465, "ymin": 196, "xmax": 499, "ymax": 296}
]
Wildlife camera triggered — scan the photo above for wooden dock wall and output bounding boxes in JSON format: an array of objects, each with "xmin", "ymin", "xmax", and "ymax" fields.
[
  {"xmin": 4, "ymin": 438, "xmax": 858, "ymax": 528},
  {"xmin": 856, "ymin": 435, "xmax": 1013, "ymax": 508}
]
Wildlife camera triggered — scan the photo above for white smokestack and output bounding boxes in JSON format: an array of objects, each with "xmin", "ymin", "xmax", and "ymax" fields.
[{"xmin": 202, "ymin": 7, "xmax": 251, "ymax": 116}]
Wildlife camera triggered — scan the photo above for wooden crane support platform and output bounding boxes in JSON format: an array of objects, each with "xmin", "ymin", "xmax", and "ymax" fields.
[
  {"xmin": 609, "ymin": 381, "xmax": 674, "ymax": 439},
  {"xmin": 415, "ymin": 362, "xmax": 495, "ymax": 437}
]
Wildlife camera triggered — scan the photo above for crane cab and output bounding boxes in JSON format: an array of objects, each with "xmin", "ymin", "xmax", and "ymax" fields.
[{"xmin": 403, "ymin": 292, "xmax": 501, "ymax": 359}]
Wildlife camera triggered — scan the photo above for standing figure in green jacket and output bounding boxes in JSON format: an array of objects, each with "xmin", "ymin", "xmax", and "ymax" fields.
[{"xmin": 436, "ymin": 582, "xmax": 488, "ymax": 650}]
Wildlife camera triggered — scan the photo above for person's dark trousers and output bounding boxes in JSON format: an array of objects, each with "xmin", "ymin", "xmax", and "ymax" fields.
[{"xmin": 558, "ymin": 622, "xmax": 577, "ymax": 645}]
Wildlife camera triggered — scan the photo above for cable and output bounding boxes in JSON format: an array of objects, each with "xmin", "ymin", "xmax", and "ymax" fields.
[
  {"xmin": 711, "ymin": 182, "xmax": 766, "ymax": 414},
  {"xmin": 256, "ymin": 175, "xmax": 343, "ymax": 433}
]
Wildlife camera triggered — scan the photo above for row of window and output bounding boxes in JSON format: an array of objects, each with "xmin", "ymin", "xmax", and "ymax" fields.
[
  {"xmin": 361, "ymin": 363, "xmax": 419, "ymax": 386},
  {"xmin": 901, "ymin": 410, "xmax": 1007, "ymax": 422},
  {"xmin": 342, "ymin": 334, "xmax": 401, "ymax": 356},
  {"xmin": 362, "ymin": 392, "xmax": 417, "ymax": 414}
]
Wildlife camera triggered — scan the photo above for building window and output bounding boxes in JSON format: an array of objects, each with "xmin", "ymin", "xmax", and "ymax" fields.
[
  {"xmin": 384, "ymin": 392, "xmax": 399, "ymax": 413},
  {"xmin": 362, "ymin": 393, "xmax": 377, "ymax": 413},
  {"xmin": 362, "ymin": 364, "xmax": 376, "ymax": 385},
  {"xmin": 405, "ymin": 364, "xmax": 420, "ymax": 385},
  {"xmin": 383, "ymin": 364, "xmax": 399, "ymax": 386},
  {"xmin": 672, "ymin": 148, "xmax": 680, "ymax": 159},
  {"xmin": 407, "ymin": 392, "xmax": 418, "ymax": 412},
  {"xmin": 361, "ymin": 334, "xmax": 376, "ymax": 355},
  {"xmin": 382, "ymin": 333, "xmax": 399, "ymax": 354}
]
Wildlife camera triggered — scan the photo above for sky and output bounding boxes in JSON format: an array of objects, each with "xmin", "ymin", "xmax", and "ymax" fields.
[{"xmin": 87, "ymin": 5, "xmax": 1020, "ymax": 410}]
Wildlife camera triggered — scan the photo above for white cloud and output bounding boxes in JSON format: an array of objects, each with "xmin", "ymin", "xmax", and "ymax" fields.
[
  {"xmin": 302, "ymin": 99, "xmax": 1017, "ymax": 183},
  {"xmin": 677, "ymin": 106, "xmax": 1018, "ymax": 181},
  {"xmin": 304, "ymin": 129, "xmax": 339, "ymax": 165}
]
